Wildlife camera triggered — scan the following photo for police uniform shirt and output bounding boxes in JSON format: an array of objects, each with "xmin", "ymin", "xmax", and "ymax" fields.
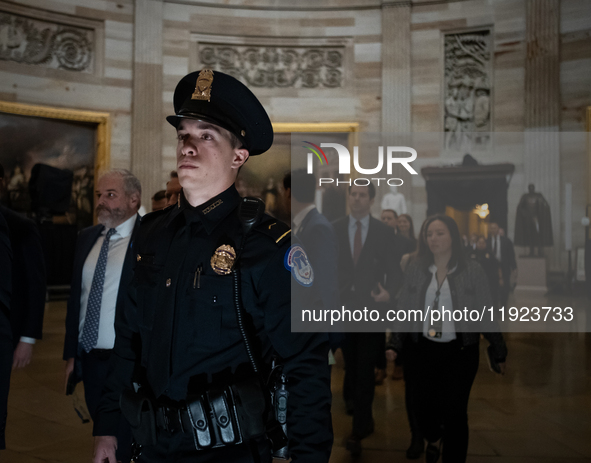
[
  {"xmin": 166, "ymin": 186, "xmax": 255, "ymax": 399},
  {"xmin": 95, "ymin": 185, "xmax": 333, "ymax": 461},
  {"xmin": 78, "ymin": 214, "xmax": 137, "ymax": 350}
]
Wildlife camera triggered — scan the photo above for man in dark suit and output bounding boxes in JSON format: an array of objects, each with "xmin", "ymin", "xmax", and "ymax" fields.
[
  {"xmin": 0, "ymin": 163, "xmax": 46, "ymax": 370},
  {"xmin": 283, "ymin": 169, "xmax": 342, "ymax": 352},
  {"xmin": 333, "ymin": 183, "xmax": 404, "ymax": 456},
  {"xmin": 0, "ymin": 212, "xmax": 12, "ymax": 450},
  {"xmin": 487, "ymin": 222, "xmax": 517, "ymax": 307},
  {"xmin": 1, "ymin": 205, "xmax": 46, "ymax": 369},
  {"xmin": 63, "ymin": 169, "xmax": 141, "ymax": 463}
]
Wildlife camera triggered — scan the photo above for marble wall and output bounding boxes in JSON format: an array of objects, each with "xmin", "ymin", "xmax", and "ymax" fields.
[
  {"xmin": 0, "ymin": 0, "xmax": 134, "ymax": 171},
  {"xmin": 0, "ymin": 0, "xmax": 589, "ymax": 272}
]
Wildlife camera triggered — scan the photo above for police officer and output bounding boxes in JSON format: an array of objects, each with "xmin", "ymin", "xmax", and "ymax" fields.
[{"xmin": 92, "ymin": 70, "xmax": 333, "ymax": 462}]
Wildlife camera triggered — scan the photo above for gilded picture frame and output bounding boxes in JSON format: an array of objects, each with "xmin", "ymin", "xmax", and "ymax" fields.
[
  {"xmin": 0, "ymin": 100, "xmax": 110, "ymax": 226},
  {"xmin": 587, "ymin": 106, "xmax": 591, "ymax": 239}
]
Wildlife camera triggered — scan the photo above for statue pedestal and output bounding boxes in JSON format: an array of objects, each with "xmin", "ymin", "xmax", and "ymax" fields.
[{"xmin": 515, "ymin": 256, "xmax": 547, "ymax": 291}]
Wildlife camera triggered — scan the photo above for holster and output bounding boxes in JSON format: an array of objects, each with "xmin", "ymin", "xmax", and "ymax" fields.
[
  {"xmin": 120, "ymin": 388, "xmax": 158, "ymax": 446},
  {"xmin": 186, "ymin": 377, "xmax": 267, "ymax": 450}
]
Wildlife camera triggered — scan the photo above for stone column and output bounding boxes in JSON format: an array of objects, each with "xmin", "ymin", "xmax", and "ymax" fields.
[
  {"xmin": 131, "ymin": 0, "xmax": 164, "ymax": 210},
  {"xmin": 381, "ymin": 1, "xmax": 412, "ymax": 210},
  {"xmin": 523, "ymin": 0, "xmax": 561, "ymax": 269},
  {"xmin": 381, "ymin": 1, "xmax": 411, "ymax": 134}
]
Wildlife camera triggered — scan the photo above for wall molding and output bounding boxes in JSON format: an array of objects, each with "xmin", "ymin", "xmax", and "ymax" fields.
[
  {"xmin": 191, "ymin": 33, "xmax": 352, "ymax": 90},
  {"xmin": 0, "ymin": 0, "xmax": 104, "ymax": 76}
]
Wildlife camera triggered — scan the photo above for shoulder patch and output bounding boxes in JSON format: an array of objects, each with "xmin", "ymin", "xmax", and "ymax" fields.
[
  {"xmin": 284, "ymin": 244, "xmax": 314, "ymax": 287},
  {"xmin": 255, "ymin": 217, "xmax": 291, "ymax": 246}
]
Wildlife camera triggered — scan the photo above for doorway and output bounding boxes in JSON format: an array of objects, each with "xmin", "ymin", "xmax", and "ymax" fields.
[{"xmin": 422, "ymin": 161, "xmax": 514, "ymax": 231}]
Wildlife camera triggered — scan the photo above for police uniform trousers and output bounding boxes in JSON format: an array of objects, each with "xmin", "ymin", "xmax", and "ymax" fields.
[
  {"xmin": 410, "ymin": 336, "xmax": 479, "ymax": 463},
  {"xmin": 80, "ymin": 349, "xmax": 132, "ymax": 462},
  {"xmin": 139, "ymin": 431, "xmax": 272, "ymax": 463}
]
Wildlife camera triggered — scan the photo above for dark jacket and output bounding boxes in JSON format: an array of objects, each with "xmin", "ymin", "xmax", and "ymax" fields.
[
  {"xmin": 94, "ymin": 187, "xmax": 333, "ymax": 462},
  {"xmin": 486, "ymin": 235, "xmax": 516, "ymax": 273},
  {"xmin": 0, "ymin": 210, "xmax": 12, "ymax": 450},
  {"xmin": 0, "ymin": 205, "xmax": 46, "ymax": 346},
  {"xmin": 0, "ymin": 211, "xmax": 12, "ymax": 318},
  {"xmin": 63, "ymin": 215, "xmax": 140, "ymax": 364},
  {"xmin": 389, "ymin": 259, "xmax": 507, "ymax": 362},
  {"xmin": 297, "ymin": 207, "xmax": 342, "ymax": 348},
  {"xmin": 332, "ymin": 215, "xmax": 404, "ymax": 308}
]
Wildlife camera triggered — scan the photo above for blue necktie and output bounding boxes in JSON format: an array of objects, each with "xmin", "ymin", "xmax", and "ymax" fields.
[{"xmin": 80, "ymin": 228, "xmax": 116, "ymax": 353}]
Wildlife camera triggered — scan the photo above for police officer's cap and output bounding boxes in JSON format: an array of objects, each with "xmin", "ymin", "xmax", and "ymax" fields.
[{"xmin": 166, "ymin": 69, "xmax": 273, "ymax": 156}]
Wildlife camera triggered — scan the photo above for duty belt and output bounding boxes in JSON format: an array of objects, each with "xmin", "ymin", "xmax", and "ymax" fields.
[{"xmin": 155, "ymin": 403, "xmax": 192, "ymax": 434}]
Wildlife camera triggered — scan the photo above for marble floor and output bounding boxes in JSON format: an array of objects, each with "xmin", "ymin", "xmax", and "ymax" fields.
[{"xmin": 4, "ymin": 290, "xmax": 591, "ymax": 462}]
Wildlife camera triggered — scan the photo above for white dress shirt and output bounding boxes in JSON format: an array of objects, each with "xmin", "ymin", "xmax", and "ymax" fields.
[
  {"xmin": 348, "ymin": 214, "xmax": 370, "ymax": 258},
  {"xmin": 78, "ymin": 214, "xmax": 137, "ymax": 350},
  {"xmin": 492, "ymin": 235, "xmax": 502, "ymax": 262},
  {"xmin": 423, "ymin": 264, "xmax": 457, "ymax": 343}
]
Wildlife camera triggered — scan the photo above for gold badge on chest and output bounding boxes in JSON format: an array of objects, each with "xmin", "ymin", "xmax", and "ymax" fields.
[{"xmin": 211, "ymin": 244, "xmax": 236, "ymax": 275}]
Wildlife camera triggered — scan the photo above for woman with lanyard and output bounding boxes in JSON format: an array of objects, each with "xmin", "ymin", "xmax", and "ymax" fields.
[{"xmin": 387, "ymin": 215, "xmax": 507, "ymax": 463}]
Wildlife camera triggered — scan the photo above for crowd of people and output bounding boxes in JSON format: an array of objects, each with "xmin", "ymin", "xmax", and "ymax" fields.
[
  {"xmin": 283, "ymin": 169, "xmax": 511, "ymax": 462},
  {"xmin": 0, "ymin": 69, "xmax": 514, "ymax": 463}
]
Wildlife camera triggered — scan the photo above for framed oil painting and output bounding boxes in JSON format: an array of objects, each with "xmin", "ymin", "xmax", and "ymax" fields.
[{"xmin": 0, "ymin": 101, "xmax": 110, "ymax": 229}]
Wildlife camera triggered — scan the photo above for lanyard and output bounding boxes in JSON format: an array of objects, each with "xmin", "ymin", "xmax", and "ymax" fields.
[
  {"xmin": 427, "ymin": 272, "xmax": 447, "ymax": 339},
  {"xmin": 432, "ymin": 273, "xmax": 447, "ymax": 310}
]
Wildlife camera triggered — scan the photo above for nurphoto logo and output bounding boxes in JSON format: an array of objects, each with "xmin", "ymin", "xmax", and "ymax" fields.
[{"xmin": 303, "ymin": 142, "xmax": 418, "ymax": 187}]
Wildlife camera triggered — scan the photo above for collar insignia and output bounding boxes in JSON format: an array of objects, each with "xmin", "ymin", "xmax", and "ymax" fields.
[
  {"xmin": 192, "ymin": 69, "xmax": 214, "ymax": 102},
  {"xmin": 202, "ymin": 199, "xmax": 223, "ymax": 215}
]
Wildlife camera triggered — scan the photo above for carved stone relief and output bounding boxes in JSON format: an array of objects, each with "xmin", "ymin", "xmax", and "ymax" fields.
[
  {"xmin": 0, "ymin": 11, "xmax": 94, "ymax": 72},
  {"xmin": 198, "ymin": 44, "xmax": 344, "ymax": 88},
  {"xmin": 443, "ymin": 29, "xmax": 492, "ymax": 151}
]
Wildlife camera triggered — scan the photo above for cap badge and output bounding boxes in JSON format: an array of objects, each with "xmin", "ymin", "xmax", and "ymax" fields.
[
  {"xmin": 192, "ymin": 69, "xmax": 214, "ymax": 102},
  {"xmin": 211, "ymin": 244, "xmax": 236, "ymax": 275}
]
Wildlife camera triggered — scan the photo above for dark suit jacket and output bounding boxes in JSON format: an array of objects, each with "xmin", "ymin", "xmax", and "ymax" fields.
[
  {"xmin": 0, "ymin": 205, "xmax": 46, "ymax": 347},
  {"xmin": 0, "ymin": 211, "xmax": 11, "ymax": 318},
  {"xmin": 297, "ymin": 207, "xmax": 342, "ymax": 348},
  {"xmin": 487, "ymin": 235, "xmax": 517, "ymax": 277},
  {"xmin": 63, "ymin": 215, "xmax": 140, "ymax": 364},
  {"xmin": 0, "ymin": 210, "xmax": 11, "ymax": 450},
  {"xmin": 397, "ymin": 233, "xmax": 416, "ymax": 255},
  {"xmin": 297, "ymin": 208, "xmax": 339, "ymax": 312},
  {"xmin": 333, "ymin": 215, "xmax": 404, "ymax": 309}
]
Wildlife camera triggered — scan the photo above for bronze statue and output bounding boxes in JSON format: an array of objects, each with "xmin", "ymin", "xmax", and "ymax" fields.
[{"xmin": 514, "ymin": 184, "xmax": 553, "ymax": 256}]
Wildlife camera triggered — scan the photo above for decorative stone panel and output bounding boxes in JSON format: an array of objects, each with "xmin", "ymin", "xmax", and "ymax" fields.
[
  {"xmin": 0, "ymin": 10, "xmax": 94, "ymax": 73},
  {"xmin": 443, "ymin": 28, "xmax": 492, "ymax": 151},
  {"xmin": 197, "ymin": 43, "xmax": 344, "ymax": 88}
]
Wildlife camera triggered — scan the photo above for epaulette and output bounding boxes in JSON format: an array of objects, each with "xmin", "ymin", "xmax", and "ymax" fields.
[{"xmin": 254, "ymin": 217, "xmax": 291, "ymax": 246}]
